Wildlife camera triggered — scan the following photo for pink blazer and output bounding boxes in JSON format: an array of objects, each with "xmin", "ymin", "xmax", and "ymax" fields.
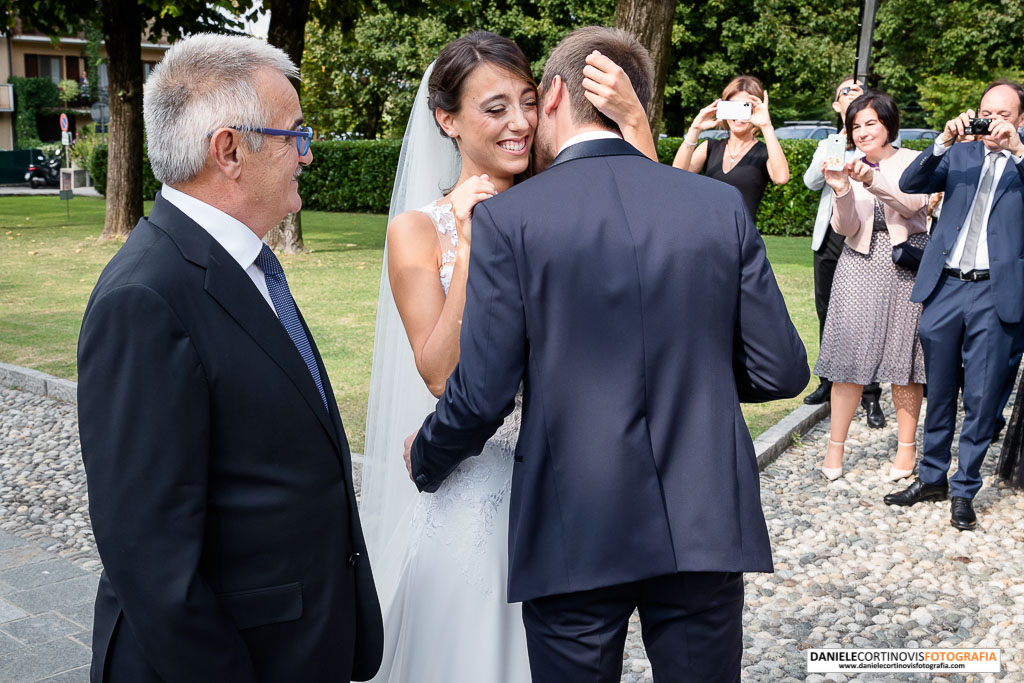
[{"xmin": 831, "ymin": 147, "xmax": 928, "ymax": 254}]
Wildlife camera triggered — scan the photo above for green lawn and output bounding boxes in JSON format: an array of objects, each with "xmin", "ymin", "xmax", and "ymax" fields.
[{"xmin": 0, "ymin": 195, "xmax": 818, "ymax": 450}]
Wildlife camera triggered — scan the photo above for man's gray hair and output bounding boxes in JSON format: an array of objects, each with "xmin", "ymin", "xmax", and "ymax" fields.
[{"xmin": 144, "ymin": 33, "xmax": 299, "ymax": 185}]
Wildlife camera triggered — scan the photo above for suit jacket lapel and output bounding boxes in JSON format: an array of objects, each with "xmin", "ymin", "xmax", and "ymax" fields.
[
  {"xmin": 147, "ymin": 194, "xmax": 343, "ymax": 458},
  {"xmin": 989, "ymin": 152, "xmax": 1021, "ymax": 211}
]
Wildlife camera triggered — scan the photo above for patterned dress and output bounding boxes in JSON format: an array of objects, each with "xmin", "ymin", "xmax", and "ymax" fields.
[{"xmin": 814, "ymin": 200, "xmax": 928, "ymax": 385}]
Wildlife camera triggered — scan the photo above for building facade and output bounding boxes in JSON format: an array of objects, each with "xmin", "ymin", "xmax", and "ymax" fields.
[{"xmin": 0, "ymin": 28, "xmax": 169, "ymax": 150}]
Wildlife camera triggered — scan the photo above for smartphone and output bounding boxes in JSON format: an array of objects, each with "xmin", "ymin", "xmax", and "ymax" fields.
[
  {"xmin": 824, "ymin": 134, "xmax": 846, "ymax": 171},
  {"xmin": 716, "ymin": 100, "xmax": 752, "ymax": 121}
]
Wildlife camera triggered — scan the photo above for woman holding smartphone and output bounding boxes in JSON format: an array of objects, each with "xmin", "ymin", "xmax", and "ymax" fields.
[
  {"xmin": 814, "ymin": 91, "xmax": 929, "ymax": 483},
  {"xmin": 672, "ymin": 75, "xmax": 790, "ymax": 218}
]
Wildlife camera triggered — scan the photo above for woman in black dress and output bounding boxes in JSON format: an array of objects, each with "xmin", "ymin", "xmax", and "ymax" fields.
[{"xmin": 672, "ymin": 75, "xmax": 790, "ymax": 217}]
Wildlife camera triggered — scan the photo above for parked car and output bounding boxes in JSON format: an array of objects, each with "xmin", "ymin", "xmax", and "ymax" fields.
[
  {"xmin": 698, "ymin": 129, "xmax": 729, "ymax": 140},
  {"xmin": 899, "ymin": 128, "xmax": 940, "ymax": 141},
  {"xmin": 773, "ymin": 121, "xmax": 837, "ymax": 140}
]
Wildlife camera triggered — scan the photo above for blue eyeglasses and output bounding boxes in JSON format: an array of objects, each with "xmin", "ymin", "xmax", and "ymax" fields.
[{"xmin": 212, "ymin": 125, "xmax": 313, "ymax": 155}]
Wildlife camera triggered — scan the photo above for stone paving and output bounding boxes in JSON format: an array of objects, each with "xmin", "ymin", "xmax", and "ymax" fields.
[{"xmin": 2, "ymin": 384, "xmax": 1023, "ymax": 681}]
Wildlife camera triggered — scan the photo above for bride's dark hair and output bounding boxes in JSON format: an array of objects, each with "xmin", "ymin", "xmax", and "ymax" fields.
[{"xmin": 427, "ymin": 31, "xmax": 536, "ymax": 146}]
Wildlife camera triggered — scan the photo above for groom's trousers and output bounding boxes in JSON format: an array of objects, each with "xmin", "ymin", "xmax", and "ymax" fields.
[{"xmin": 521, "ymin": 571, "xmax": 743, "ymax": 683}]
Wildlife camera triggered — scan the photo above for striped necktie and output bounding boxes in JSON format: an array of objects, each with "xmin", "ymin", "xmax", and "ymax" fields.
[{"xmin": 256, "ymin": 244, "xmax": 329, "ymax": 411}]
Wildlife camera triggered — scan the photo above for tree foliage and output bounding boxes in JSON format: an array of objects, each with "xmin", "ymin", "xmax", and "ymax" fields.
[
  {"xmin": 8, "ymin": 76, "xmax": 59, "ymax": 148},
  {"xmin": 304, "ymin": 0, "xmax": 1024, "ymax": 140},
  {"xmin": 301, "ymin": 0, "xmax": 616, "ymax": 140}
]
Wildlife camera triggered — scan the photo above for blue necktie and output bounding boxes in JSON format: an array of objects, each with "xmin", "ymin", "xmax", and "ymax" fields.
[{"xmin": 256, "ymin": 244, "xmax": 329, "ymax": 411}]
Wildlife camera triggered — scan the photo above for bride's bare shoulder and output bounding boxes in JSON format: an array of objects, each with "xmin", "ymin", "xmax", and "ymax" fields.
[{"xmin": 387, "ymin": 208, "xmax": 439, "ymax": 259}]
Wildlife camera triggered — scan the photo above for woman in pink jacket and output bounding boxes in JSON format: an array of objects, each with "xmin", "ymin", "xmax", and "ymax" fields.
[{"xmin": 814, "ymin": 91, "xmax": 929, "ymax": 482}]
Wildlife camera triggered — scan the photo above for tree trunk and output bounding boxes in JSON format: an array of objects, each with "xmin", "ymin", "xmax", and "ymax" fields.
[
  {"xmin": 99, "ymin": 0, "xmax": 144, "ymax": 240},
  {"xmin": 266, "ymin": 0, "xmax": 311, "ymax": 253},
  {"xmin": 615, "ymin": 0, "xmax": 677, "ymax": 136},
  {"xmin": 263, "ymin": 212, "xmax": 304, "ymax": 254}
]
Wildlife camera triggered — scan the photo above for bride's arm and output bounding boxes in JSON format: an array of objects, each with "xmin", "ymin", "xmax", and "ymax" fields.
[
  {"xmin": 582, "ymin": 51, "xmax": 658, "ymax": 161},
  {"xmin": 387, "ymin": 178, "xmax": 494, "ymax": 397}
]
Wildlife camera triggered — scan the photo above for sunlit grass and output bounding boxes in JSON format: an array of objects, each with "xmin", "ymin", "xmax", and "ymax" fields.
[{"xmin": 1, "ymin": 195, "xmax": 817, "ymax": 449}]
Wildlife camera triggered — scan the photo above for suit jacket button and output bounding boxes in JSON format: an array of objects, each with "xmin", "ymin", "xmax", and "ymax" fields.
[
  {"xmin": 942, "ymin": 249, "xmax": 948, "ymax": 255},
  {"xmin": 347, "ymin": 552, "xmax": 358, "ymax": 567},
  {"xmin": 956, "ymin": 225, "xmax": 961, "ymax": 231},
  {"xmin": 415, "ymin": 474, "xmax": 428, "ymax": 487}
]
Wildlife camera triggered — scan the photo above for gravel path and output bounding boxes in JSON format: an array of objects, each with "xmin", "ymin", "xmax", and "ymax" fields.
[
  {"xmin": 0, "ymin": 390, "xmax": 98, "ymax": 573},
  {"xmin": 2, "ymin": 385, "xmax": 1023, "ymax": 681}
]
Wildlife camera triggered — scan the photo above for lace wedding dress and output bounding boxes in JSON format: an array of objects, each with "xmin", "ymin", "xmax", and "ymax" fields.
[{"xmin": 368, "ymin": 200, "xmax": 531, "ymax": 683}]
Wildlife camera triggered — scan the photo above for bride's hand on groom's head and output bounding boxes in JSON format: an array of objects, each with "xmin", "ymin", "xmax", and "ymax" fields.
[
  {"xmin": 582, "ymin": 51, "xmax": 644, "ymax": 130},
  {"xmin": 449, "ymin": 174, "xmax": 497, "ymax": 247}
]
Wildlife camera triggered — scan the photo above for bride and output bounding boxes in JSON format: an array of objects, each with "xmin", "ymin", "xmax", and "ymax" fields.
[{"xmin": 361, "ymin": 31, "xmax": 656, "ymax": 682}]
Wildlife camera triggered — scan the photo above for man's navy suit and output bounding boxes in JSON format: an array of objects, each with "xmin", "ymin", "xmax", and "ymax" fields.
[
  {"xmin": 410, "ymin": 138, "xmax": 809, "ymax": 681},
  {"xmin": 901, "ymin": 140, "xmax": 1024, "ymax": 498},
  {"xmin": 77, "ymin": 195, "xmax": 383, "ymax": 681}
]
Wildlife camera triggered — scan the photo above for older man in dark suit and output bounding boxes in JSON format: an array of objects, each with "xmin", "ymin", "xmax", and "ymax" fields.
[
  {"xmin": 405, "ymin": 26, "xmax": 808, "ymax": 683},
  {"xmin": 892, "ymin": 79, "xmax": 1024, "ymax": 530},
  {"xmin": 77, "ymin": 34, "xmax": 381, "ymax": 681}
]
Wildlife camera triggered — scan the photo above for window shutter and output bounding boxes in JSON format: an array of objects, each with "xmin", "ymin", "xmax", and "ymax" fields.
[{"xmin": 66, "ymin": 56, "xmax": 81, "ymax": 82}]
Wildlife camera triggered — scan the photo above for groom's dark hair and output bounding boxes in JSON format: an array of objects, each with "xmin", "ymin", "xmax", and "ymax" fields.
[{"xmin": 540, "ymin": 26, "xmax": 654, "ymax": 131}]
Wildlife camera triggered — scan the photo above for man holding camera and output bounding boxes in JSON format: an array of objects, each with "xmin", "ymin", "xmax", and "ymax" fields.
[
  {"xmin": 803, "ymin": 77, "xmax": 885, "ymax": 429},
  {"xmin": 890, "ymin": 79, "xmax": 1024, "ymax": 530}
]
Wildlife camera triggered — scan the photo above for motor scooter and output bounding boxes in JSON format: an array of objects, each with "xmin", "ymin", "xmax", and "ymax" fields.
[{"xmin": 24, "ymin": 151, "xmax": 61, "ymax": 188}]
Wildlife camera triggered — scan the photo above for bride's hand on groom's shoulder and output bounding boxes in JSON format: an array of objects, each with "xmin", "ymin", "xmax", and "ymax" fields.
[{"xmin": 449, "ymin": 174, "xmax": 496, "ymax": 248}]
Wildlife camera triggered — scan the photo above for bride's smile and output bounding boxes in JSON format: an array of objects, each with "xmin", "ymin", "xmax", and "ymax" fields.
[
  {"xmin": 498, "ymin": 137, "xmax": 528, "ymax": 154},
  {"xmin": 434, "ymin": 61, "xmax": 537, "ymax": 183}
]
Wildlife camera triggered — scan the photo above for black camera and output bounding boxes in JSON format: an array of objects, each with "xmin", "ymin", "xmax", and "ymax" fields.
[{"xmin": 967, "ymin": 118, "xmax": 992, "ymax": 136}]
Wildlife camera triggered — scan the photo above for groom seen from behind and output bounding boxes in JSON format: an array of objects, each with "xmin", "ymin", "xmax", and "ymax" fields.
[
  {"xmin": 77, "ymin": 34, "xmax": 382, "ymax": 682},
  {"xmin": 406, "ymin": 26, "xmax": 809, "ymax": 682}
]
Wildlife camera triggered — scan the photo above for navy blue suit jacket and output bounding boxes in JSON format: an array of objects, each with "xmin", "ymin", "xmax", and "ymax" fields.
[
  {"xmin": 410, "ymin": 138, "xmax": 809, "ymax": 603},
  {"xmin": 78, "ymin": 195, "xmax": 382, "ymax": 681},
  {"xmin": 900, "ymin": 140, "xmax": 1024, "ymax": 323}
]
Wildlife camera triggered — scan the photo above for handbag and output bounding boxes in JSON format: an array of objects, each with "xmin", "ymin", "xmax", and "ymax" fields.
[{"xmin": 892, "ymin": 241, "xmax": 924, "ymax": 272}]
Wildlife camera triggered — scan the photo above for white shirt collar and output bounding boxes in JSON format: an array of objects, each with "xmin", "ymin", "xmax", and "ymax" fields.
[
  {"xmin": 556, "ymin": 130, "xmax": 623, "ymax": 157},
  {"xmin": 160, "ymin": 184, "xmax": 265, "ymax": 271}
]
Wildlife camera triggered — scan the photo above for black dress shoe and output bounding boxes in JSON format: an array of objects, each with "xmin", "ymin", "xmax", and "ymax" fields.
[
  {"xmin": 883, "ymin": 479, "xmax": 949, "ymax": 506},
  {"xmin": 804, "ymin": 381, "xmax": 832, "ymax": 405},
  {"xmin": 863, "ymin": 397, "xmax": 886, "ymax": 428},
  {"xmin": 950, "ymin": 497, "xmax": 978, "ymax": 530}
]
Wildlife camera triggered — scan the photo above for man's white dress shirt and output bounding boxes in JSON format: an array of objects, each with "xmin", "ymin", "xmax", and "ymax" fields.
[
  {"xmin": 161, "ymin": 184, "xmax": 278, "ymax": 316},
  {"xmin": 557, "ymin": 130, "xmax": 623, "ymax": 157},
  {"xmin": 930, "ymin": 140, "xmax": 1024, "ymax": 271}
]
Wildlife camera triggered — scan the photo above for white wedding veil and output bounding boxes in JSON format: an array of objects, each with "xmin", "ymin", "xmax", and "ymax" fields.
[{"xmin": 360, "ymin": 61, "xmax": 461, "ymax": 586}]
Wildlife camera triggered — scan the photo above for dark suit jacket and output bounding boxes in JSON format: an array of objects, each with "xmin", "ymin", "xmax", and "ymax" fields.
[
  {"xmin": 411, "ymin": 138, "xmax": 809, "ymax": 603},
  {"xmin": 77, "ymin": 195, "xmax": 382, "ymax": 682},
  {"xmin": 900, "ymin": 140, "xmax": 1024, "ymax": 323}
]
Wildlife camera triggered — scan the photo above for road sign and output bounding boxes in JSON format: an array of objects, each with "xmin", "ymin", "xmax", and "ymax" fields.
[
  {"xmin": 59, "ymin": 113, "xmax": 69, "ymax": 132},
  {"xmin": 89, "ymin": 101, "xmax": 110, "ymax": 124},
  {"xmin": 61, "ymin": 131, "xmax": 72, "ymax": 146}
]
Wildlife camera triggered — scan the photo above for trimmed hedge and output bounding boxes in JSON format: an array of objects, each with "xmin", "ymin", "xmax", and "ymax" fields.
[
  {"xmin": 87, "ymin": 137, "xmax": 933, "ymax": 235},
  {"xmin": 298, "ymin": 139, "xmax": 403, "ymax": 212},
  {"xmin": 89, "ymin": 143, "xmax": 160, "ymax": 200},
  {"xmin": 87, "ymin": 139, "xmax": 402, "ymax": 212}
]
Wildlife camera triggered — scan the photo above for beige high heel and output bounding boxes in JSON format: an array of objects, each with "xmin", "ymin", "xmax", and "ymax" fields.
[
  {"xmin": 822, "ymin": 439, "xmax": 844, "ymax": 481},
  {"xmin": 888, "ymin": 440, "xmax": 916, "ymax": 481}
]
